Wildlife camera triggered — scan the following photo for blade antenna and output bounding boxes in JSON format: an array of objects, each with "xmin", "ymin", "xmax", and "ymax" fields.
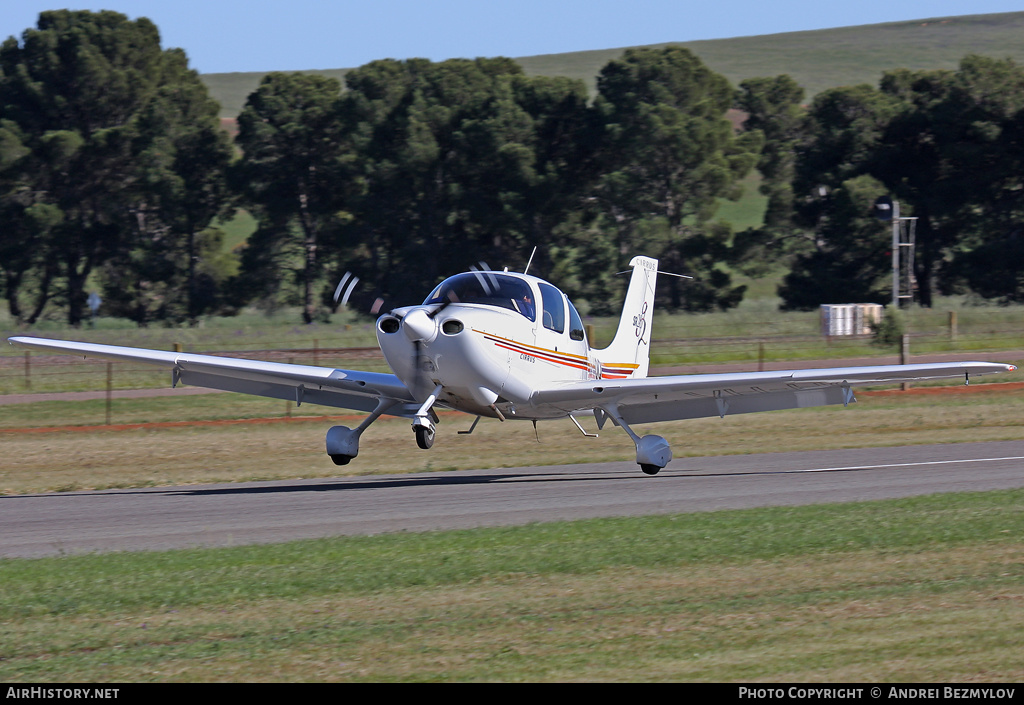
[{"xmin": 523, "ymin": 247, "xmax": 537, "ymax": 275}]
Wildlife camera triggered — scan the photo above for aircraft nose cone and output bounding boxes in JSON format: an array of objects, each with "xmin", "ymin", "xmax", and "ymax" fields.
[{"xmin": 402, "ymin": 308, "xmax": 438, "ymax": 344}]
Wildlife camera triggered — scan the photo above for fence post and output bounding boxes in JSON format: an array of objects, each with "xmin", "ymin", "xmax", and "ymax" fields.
[
  {"xmin": 105, "ymin": 362, "xmax": 113, "ymax": 425},
  {"xmin": 286, "ymin": 357, "xmax": 294, "ymax": 417},
  {"xmin": 24, "ymin": 351, "xmax": 31, "ymax": 390},
  {"xmin": 901, "ymin": 333, "xmax": 910, "ymax": 391},
  {"xmin": 948, "ymin": 311, "xmax": 958, "ymax": 343}
]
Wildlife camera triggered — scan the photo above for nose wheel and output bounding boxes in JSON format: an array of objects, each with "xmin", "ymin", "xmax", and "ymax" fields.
[
  {"xmin": 414, "ymin": 422, "xmax": 436, "ymax": 449},
  {"xmin": 413, "ymin": 383, "xmax": 443, "ymax": 450}
]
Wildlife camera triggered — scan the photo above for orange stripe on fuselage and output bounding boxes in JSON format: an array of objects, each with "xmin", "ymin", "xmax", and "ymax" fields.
[{"xmin": 475, "ymin": 329, "xmax": 639, "ymax": 378}]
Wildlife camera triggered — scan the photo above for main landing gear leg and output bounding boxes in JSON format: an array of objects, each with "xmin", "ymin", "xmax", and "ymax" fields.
[
  {"xmin": 413, "ymin": 384, "xmax": 443, "ymax": 450},
  {"xmin": 598, "ymin": 403, "xmax": 672, "ymax": 475},
  {"xmin": 325, "ymin": 398, "xmax": 398, "ymax": 466}
]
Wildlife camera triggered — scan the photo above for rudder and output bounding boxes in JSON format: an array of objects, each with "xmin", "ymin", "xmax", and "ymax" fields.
[{"xmin": 595, "ymin": 256, "xmax": 658, "ymax": 379}]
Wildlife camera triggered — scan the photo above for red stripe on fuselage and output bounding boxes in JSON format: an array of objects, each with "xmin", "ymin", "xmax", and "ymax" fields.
[{"xmin": 476, "ymin": 330, "xmax": 638, "ymax": 377}]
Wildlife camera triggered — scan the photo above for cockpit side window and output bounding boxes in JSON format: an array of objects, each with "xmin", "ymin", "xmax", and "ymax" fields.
[
  {"xmin": 423, "ymin": 272, "xmax": 536, "ymax": 321},
  {"xmin": 568, "ymin": 299, "xmax": 586, "ymax": 342},
  {"xmin": 538, "ymin": 283, "xmax": 565, "ymax": 334}
]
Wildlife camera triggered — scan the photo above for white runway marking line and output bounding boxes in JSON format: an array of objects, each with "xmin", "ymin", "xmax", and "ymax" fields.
[{"xmin": 797, "ymin": 455, "xmax": 1024, "ymax": 474}]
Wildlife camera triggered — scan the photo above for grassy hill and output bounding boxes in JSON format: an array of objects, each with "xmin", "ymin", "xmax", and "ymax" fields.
[{"xmin": 202, "ymin": 11, "xmax": 1024, "ymax": 117}]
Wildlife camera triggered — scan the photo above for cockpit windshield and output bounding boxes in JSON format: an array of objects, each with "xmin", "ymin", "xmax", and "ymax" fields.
[{"xmin": 423, "ymin": 272, "xmax": 536, "ymax": 321}]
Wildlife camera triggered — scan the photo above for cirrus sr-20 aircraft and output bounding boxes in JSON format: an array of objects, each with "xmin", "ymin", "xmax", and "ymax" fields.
[{"xmin": 7, "ymin": 256, "xmax": 1017, "ymax": 474}]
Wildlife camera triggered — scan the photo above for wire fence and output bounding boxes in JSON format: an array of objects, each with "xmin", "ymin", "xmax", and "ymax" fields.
[{"xmin": 4, "ymin": 307, "xmax": 1024, "ymax": 396}]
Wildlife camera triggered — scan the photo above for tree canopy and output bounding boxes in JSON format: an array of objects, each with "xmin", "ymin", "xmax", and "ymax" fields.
[
  {"xmin": 768, "ymin": 55, "xmax": 1024, "ymax": 309},
  {"xmin": 4, "ymin": 10, "xmax": 1024, "ymax": 327},
  {"xmin": 0, "ymin": 10, "xmax": 232, "ymax": 325}
]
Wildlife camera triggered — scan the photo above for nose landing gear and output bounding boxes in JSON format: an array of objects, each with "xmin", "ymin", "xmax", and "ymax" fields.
[{"xmin": 412, "ymin": 383, "xmax": 443, "ymax": 450}]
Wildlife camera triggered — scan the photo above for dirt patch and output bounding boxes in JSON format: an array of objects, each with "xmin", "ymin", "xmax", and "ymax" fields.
[{"xmin": 859, "ymin": 381, "xmax": 1024, "ymax": 396}]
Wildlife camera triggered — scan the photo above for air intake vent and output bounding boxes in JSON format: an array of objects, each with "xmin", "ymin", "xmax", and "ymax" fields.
[{"xmin": 442, "ymin": 319, "xmax": 464, "ymax": 335}]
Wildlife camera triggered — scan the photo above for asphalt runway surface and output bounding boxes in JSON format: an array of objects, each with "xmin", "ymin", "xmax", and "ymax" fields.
[{"xmin": 3, "ymin": 440, "xmax": 1024, "ymax": 558}]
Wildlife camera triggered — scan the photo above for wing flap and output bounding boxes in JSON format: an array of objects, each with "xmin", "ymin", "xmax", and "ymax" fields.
[
  {"xmin": 608, "ymin": 386, "xmax": 851, "ymax": 424},
  {"xmin": 532, "ymin": 361, "xmax": 1015, "ymax": 424}
]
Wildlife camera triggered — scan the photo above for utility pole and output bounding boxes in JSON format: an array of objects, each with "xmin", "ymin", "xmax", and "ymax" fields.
[
  {"xmin": 891, "ymin": 202, "xmax": 918, "ymax": 309},
  {"xmin": 875, "ymin": 196, "xmax": 917, "ymax": 308}
]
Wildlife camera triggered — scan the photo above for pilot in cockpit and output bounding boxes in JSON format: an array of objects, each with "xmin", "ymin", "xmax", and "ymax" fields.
[
  {"xmin": 514, "ymin": 291, "xmax": 535, "ymax": 320},
  {"xmin": 522, "ymin": 292, "xmax": 535, "ymax": 319}
]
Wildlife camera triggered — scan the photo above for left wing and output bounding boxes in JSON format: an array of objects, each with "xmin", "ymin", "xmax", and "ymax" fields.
[
  {"xmin": 531, "ymin": 361, "xmax": 1017, "ymax": 424},
  {"xmin": 7, "ymin": 336, "xmax": 420, "ymax": 416}
]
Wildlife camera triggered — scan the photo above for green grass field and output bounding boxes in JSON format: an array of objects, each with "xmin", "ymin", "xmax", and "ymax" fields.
[{"xmin": 2, "ymin": 490, "xmax": 1021, "ymax": 681}]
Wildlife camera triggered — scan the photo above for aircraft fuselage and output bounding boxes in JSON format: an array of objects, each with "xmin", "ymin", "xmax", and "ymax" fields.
[{"xmin": 375, "ymin": 271, "xmax": 596, "ymax": 420}]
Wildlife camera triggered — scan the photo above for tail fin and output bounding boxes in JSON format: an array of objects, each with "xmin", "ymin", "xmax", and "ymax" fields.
[{"xmin": 595, "ymin": 256, "xmax": 658, "ymax": 379}]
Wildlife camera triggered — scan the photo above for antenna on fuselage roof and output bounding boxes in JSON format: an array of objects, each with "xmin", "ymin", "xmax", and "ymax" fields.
[{"xmin": 523, "ymin": 246, "xmax": 537, "ymax": 275}]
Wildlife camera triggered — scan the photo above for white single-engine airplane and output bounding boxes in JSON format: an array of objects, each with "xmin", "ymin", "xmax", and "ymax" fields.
[{"xmin": 7, "ymin": 256, "xmax": 1017, "ymax": 474}]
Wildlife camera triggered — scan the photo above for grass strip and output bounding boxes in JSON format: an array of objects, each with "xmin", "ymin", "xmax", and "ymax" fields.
[
  {"xmin": 4, "ymin": 383, "xmax": 1024, "ymax": 494},
  {"xmin": 0, "ymin": 489, "xmax": 1021, "ymax": 681}
]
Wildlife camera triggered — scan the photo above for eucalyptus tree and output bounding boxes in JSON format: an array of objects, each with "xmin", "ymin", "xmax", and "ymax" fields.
[
  {"xmin": 873, "ymin": 56, "xmax": 1024, "ymax": 305},
  {"xmin": 0, "ymin": 118, "xmax": 59, "ymax": 323},
  {"xmin": 0, "ymin": 10, "xmax": 232, "ymax": 325},
  {"xmin": 97, "ymin": 48, "xmax": 235, "ymax": 324},
  {"xmin": 233, "ymin": 72, "xmax": 348, "ymax": 323},
  {"xmin": 0, "ymin": 10, "xmax": 163, "ymax": 324},
  {"xmin": 730, "ymin": 75, "xmax": 808, "ymax": 275},
  {"xmin": 592, "ymin": 46, "xmax": 761, "ymax": 311},
  {"xmin": 336, "ymin": 57, "xmax": 595, "ymax": 307},
  {"xmin": 784, "ymin": 55, "xmax": 1024, "ymax": 308},
  {"xmin": 774, "ymin": 83, "xmax": 902, "ymax": 309},
  {"xmin": 777, "ymin": 174, "xmax": 893, "ymax": 310}
]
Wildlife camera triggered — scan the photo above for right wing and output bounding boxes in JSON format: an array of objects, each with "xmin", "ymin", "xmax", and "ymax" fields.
[
  {"xmin": 531, "ymin": 360, "xmax": 1017, "ymax": 424},
  {"xmin": 7, "ymin": 336, "xmax": 419, "ymax": 416}
]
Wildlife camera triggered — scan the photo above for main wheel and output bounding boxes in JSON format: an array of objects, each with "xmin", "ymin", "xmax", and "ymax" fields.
[
  {"xmin": 330, "ymin": 454, "xmax": 353, "ymax": 466},
  {"xmin": 415, "ymin": 425, "xmax": 435, "ymax": 450},
  {"xmin": 640, "ymin": 463, "xmax": 661, "ymax": 475}
]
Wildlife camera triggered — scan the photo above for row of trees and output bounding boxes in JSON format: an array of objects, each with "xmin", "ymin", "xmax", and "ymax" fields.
[
  {"xmin": 736, "ymin": 55, "xmax": 1024, "ymax": 309},
  {"xmin": 3, "ymin": 10, "xmax": 1024, "ymax": 327},
  {"xmin": 231, "ymin": 43, "xmax": 761, "ymax": 321}
]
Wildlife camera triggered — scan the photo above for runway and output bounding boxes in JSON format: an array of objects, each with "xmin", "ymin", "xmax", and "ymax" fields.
[{"xmin": 2, "ymin": 440, "xmax": 1023, "ymax": 558}]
